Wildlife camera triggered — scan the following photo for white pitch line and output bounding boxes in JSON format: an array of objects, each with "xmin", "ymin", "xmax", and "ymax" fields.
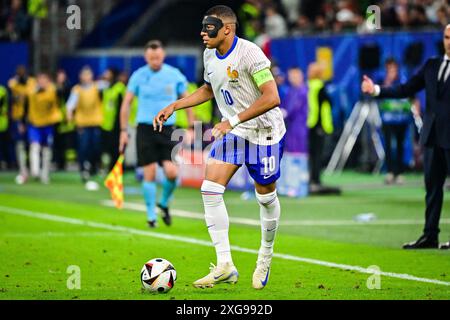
[
  {"xmin": 0, "ymin": 205, "xmax": 449, "ymax": 287},
  {"xmin": 101, "ymin": 200, "xmax": 450, "ymax": 227}
]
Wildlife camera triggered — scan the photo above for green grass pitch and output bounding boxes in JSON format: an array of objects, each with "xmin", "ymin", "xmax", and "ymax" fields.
[{"xmin": 0, "ymin": 171, "xmax": 449, "ymax": 300}]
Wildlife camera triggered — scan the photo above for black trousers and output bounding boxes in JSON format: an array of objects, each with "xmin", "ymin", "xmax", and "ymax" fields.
[
  {"xmin": 309, "ymin": 127, "xmax": 325, "ymax": 185},
  {"xmin": 382, "ymin": 123, "xmax": 408, "ymax": 176},
  {"xmin": 423, "ymin": 145, "xmax": 450, "ymax": 239},
  {"xmin": 101, "ymin": 129, "xmax": 120, "ymax": 172}
]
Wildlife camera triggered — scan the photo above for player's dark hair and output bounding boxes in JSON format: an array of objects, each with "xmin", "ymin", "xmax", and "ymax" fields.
[
  {"xmin": 145, "ymin": 40, "xmax": 164, "ymax": 51},
  {"xmin": 205, "ymin": 5, "xmax": 237, "ymax": 23}
]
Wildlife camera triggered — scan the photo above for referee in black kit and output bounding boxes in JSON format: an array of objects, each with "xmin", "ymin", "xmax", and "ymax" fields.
[{"xmin": 361, "ymin": 24, "xmax": 450, "ymax": 250}]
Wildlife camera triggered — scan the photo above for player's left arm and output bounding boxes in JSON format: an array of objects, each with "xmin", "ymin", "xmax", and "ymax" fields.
[
  {"xmin": 233, "ymin": 75, "xmax": 280, "ymax": 123},
  {"xmin": 212, "ymin": 68, "xmax": 280, "ymax": 139}
]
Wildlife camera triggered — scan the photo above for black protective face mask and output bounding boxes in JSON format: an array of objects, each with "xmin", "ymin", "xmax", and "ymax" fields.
[{"xmin": 201, "ymin": 16, "xmax": 224, "ymax": 38}]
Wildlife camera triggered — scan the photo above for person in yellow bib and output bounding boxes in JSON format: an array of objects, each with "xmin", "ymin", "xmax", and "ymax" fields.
[
  {"xmin": 26, "ymin": 72, "xmax": 61, "ymax": 184},
  {"xmin": 66, "ymin": 66, "xmax": 103, "ymax": 185},
  {"xmin": 8, "ymin": 65, "xmax": 36, "ymax": 184},
  {"xmin": 307, "ymin": 62, "xmax": 334, "ymax": 191}
]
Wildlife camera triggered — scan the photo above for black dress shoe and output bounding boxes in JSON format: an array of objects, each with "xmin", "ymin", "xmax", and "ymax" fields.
[
  {"xmin": 402, "ymin": 235, "xmax": 438, "ymax": 249},
  {"xmin": 439, "ymin": 241, "xmax": 450, "ymax": 250}
]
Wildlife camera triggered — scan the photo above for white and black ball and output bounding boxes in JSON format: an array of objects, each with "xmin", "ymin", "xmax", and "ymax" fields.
[{"xmin": 140, "ymin": 258, "xmax": 176, "ymax": 293}]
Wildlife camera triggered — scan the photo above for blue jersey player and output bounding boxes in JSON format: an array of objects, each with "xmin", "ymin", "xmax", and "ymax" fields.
[{"xmin": 119, "ymin": 40, "xmax": 189, "ymax": 228}]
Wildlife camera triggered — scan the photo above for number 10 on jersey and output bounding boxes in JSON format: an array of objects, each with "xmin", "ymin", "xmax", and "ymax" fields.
[{"xmin": 221, "ymin": 89, "xmax": 234, "ymax": 106}]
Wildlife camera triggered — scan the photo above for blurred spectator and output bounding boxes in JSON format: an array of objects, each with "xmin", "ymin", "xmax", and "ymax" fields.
[
  {"xmin": 100, "ymin": 67, "xmax": 126, "ymax": 172},
  {"xmin": 66, "ymin": 66, "xmax": 103, "ymax": 185},
  {"xmin": 238, "ymin": 0, "xmax": 263, "ymax": 41},
  {"xmin": 0, "ymin": 0, "xmax": 31, "ymax": 41},
  {"xmin": 334, "ymin": 0, "xmax": 359, "ymax": 31},
  {"xmin": 264, "ymin": 4, "xmax": 288, "ymax": 38},
  {"xmin": 0, "ymin": 83, "xmax": 10, "ymax": 169},
  {"xmin": 281, "ymin": 0, "xmax": 300, "ymax": 26},
  {"xmin": 314, "ymin": 14, "xmax": 329, "ymax": 32},
  {"xmin": 53, "ymin": 69, "xmax": 75, "ymax": 171},
  {"xmin": 292, "ymin": 14, "xmax": 314, "ymax": 35},
  {"xmin": 27, "ymin": 0, "xmax": 48, "ymax": 19},
  {"xmin": 306, "ymin": 63, "xmax": 334, "ymax": 191},
  {"xmin": 377, "ymin": 58, "xmax": 413, "ymax": 185},
  {"xmin": 8, "ymin": 65, "xmax": 36, "ymax": 184},
  {"xmin": 436, "ymin": 5, "xmax": 449, "ymax": 28},
  {"xmin": 26, "ymin": 71, "xmax": 61, "ymax": 184},
  {"xmin": 300, "ymin": 0, "xmax": 325, "ymax": 20},
  {"xmin": 409, "ymin": 4, "xmax": 428, "ymax": 28},
  {"xmin": 423, "ymin": 0, "xmax": 442, "ymax": 23},
  {"xmin": 282, "ymin": 67, "xmax": 308, "ymax": 153}
]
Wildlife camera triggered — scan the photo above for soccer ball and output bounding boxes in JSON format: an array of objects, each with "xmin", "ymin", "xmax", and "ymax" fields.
[{"xmin": 140, "ymin": 258, "xmax": 176, "ymax": 293}]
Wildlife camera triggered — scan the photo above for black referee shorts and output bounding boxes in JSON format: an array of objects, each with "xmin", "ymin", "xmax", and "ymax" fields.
[{"xmin": 136, "ymin": 123, "xmax": 178, "ymax": 167}]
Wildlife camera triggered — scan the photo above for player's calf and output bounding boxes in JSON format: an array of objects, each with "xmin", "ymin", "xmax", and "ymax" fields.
[{"xmin": 253, "ymin": 189, "xmax": 280, "ymax": 289}]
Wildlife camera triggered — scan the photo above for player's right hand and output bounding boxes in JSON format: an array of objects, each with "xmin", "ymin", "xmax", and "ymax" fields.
[
  {"xmin": 361, "ymin": 75, "xmax": 375, "ymax": 95},
  {"xmin": 119, "ymin": 131, "xmax": 128, "ymax": 153},
  {"xmin": 153, "ymin": 104, "xmax": 175, "ymax": 132}
]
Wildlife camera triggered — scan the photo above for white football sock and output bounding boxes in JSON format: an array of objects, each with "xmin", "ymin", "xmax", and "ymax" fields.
[
  {"xmin": 41, "ymin": 146, "xmax": 52, "ymax": 183},
  {"xmin": 201, "ymin": 180, "xmax": 233, "ymax": 266},
  {"xmin": 255, "ymin": 189, "xmax": 280, "ymax": 256},
  {"xmin": 30, "ymin": 143, "xmax": 41, "ymax": 178},
  {"xmin": 16, "ymin": 141, "xmax": 28, "ymax": 176}
]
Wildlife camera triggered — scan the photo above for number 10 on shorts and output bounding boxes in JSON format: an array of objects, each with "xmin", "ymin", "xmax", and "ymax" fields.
[{"xmin": 262, "ymin": 156, "xmax": 276, "ymax": 174}]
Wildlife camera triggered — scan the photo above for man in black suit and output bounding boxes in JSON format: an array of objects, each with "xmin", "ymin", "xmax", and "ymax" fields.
[{"xmin": 361, "ymin": 24, "xmax": 450, "ymax": 250}]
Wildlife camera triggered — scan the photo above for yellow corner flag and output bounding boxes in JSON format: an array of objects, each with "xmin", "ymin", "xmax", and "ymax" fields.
[{"xmin": 104, "ymin": 154, "xmax": 124, "ymax": 209}]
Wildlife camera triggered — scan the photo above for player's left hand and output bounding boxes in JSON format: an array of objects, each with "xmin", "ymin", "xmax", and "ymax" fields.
[{"xmin": 211, "ymin": 120, "xmax": 232, "ymax": 139}]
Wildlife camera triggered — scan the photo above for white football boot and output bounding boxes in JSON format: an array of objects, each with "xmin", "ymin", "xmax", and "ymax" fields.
[
  {"xmin": 193, "ymin": 262, "xmax": 239, "ymax": 288},
  {"xmin": 252, "ymin": 253, "xmax": 272, "ymax": 289}
]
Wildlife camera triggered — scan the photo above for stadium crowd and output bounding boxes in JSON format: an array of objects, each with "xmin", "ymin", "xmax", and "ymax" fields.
[
  {"xmin": 0, "ymin": 0, "xmax": 49, "ymax": 41},
  {"xmin": 1, "ymin": 0, "xmax": 449, "ymax": 42},
  {"xmin": 238, "ymin": 0, "xmax": 450, "ymax": 42}
]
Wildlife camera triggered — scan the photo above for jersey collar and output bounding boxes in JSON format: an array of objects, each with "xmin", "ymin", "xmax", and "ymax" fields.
[{"xmin": 215, "ymin": 36, "xmax": 238, "ymax": 60}]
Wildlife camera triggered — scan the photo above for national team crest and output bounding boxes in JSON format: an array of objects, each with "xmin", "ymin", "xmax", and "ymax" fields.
[{"xmin": 227, "ymin": 66, "xmax": 239, "ymax": 83}]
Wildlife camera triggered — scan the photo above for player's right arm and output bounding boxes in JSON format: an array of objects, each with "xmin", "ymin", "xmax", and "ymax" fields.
[
  {"xmin": 119, "ymin": 91, "xmax": 135, "ymax": 153},
  {"xmin": 153, "ymin": 83, "xmax": 214, "ymax": 132}
]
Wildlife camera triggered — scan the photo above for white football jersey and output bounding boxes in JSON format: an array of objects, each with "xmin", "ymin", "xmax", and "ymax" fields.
[{"xmin": 203, "ymin": 36, "xmax": 286, "ymax": 146}]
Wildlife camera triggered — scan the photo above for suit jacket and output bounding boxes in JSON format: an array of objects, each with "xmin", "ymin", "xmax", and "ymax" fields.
[{"xmin": 379, "ymin": 57, "xmax": 450, "ymax": 149}]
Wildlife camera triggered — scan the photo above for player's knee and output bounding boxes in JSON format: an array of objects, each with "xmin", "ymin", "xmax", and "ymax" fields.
[
  {"xmin": 143, "ymin": 163, "xmax": 157, "ymax": 181},
  {"xmin": 255, "ymin": 189, "xmax": 278, "ymax": 208},
  {"xmin": 165, "ymin": 168, "xmax": 178, "ymax": 180},
  {"xmin": 201, "ymin": 180, "xmax": 225, "ymax": 207}
]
